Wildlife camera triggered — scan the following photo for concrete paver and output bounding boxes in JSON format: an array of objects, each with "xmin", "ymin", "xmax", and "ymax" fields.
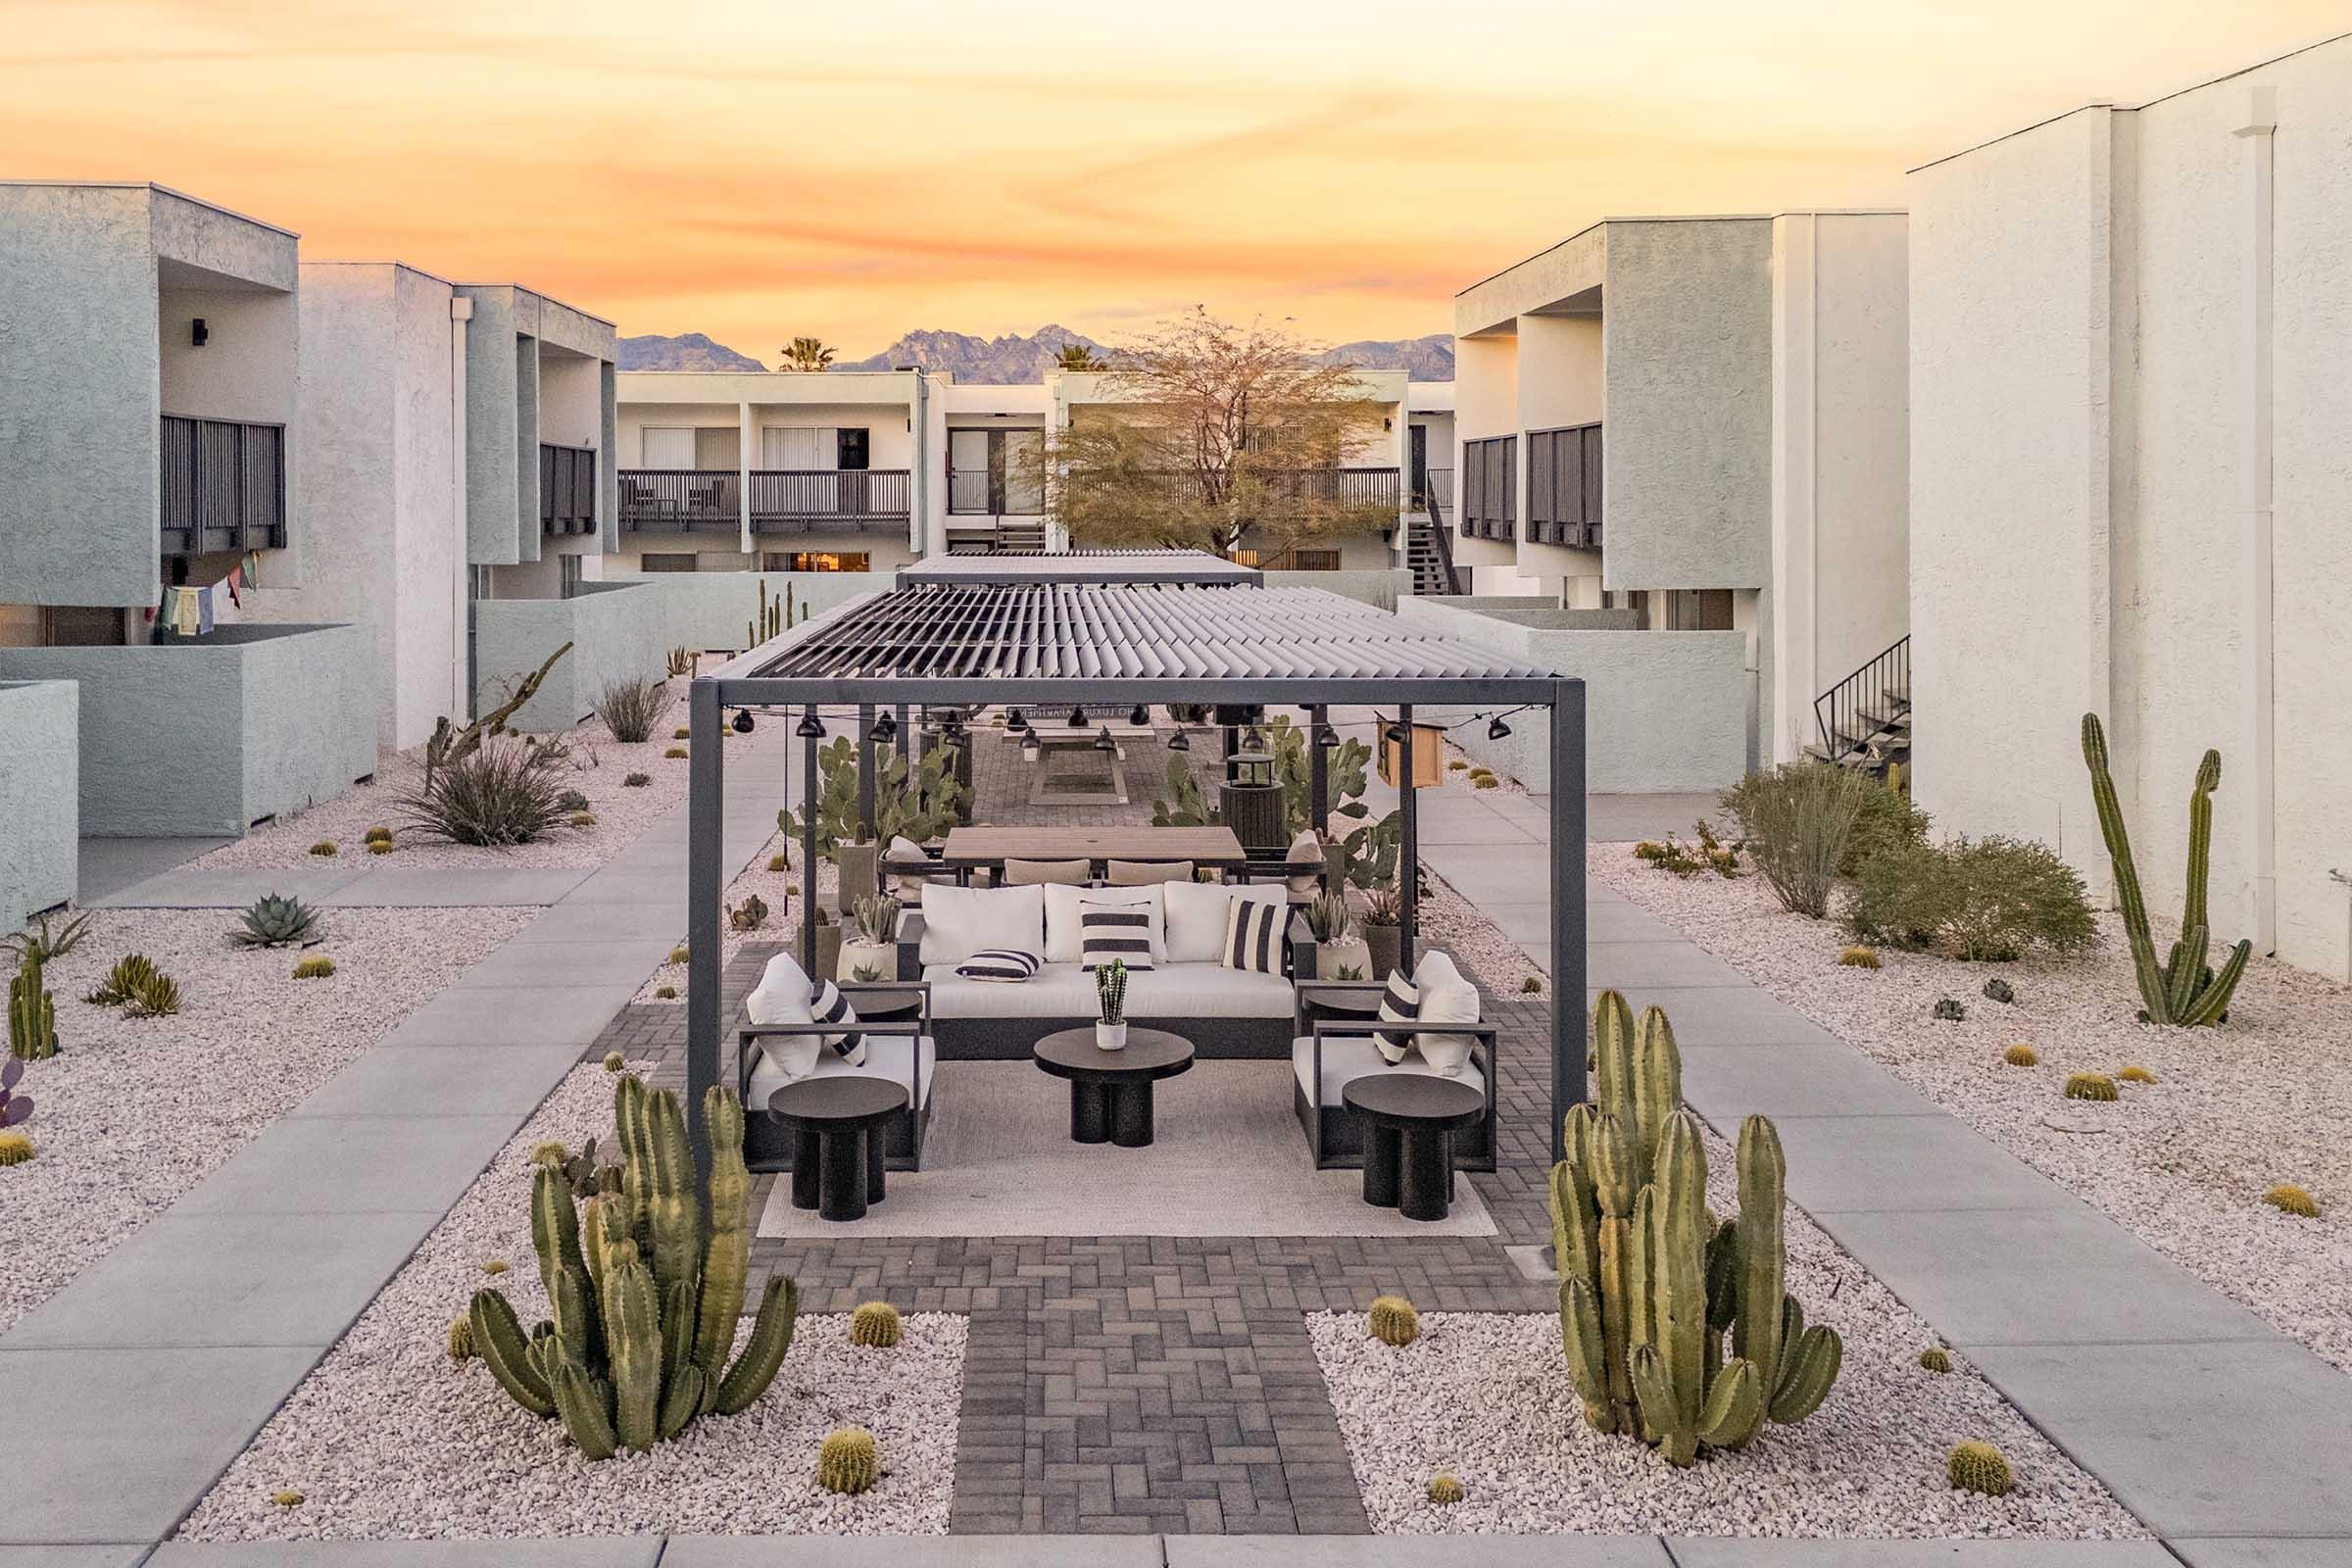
[
  {"xmin": 384, "ymin": 984, "xmax": 646, "ymax": 1047},
  {"xmin": 662, "ymin": 1538, "xmax": 1163, "ymax": 1567},
  {"xmin": 1165, "ymin": 1539, "xmax": 1671, "ymax": 1566},
  {"xmin": 1676, "ymin": 1042, "xmax": 1944, "ymax": 1122},
  {"xmin": 288, "ymin": 1042, "xmax": 591, "ymax": 1118},
  {"xmin": 2165, "ymin": 1544, "xmax": 2352, "ymax": 1568},
  {"xmin": 1770, "ymin": 1114, "xmax": 2075, "ymax": 1213},
  {"xmin": 151, "ymin": 1544, "xmax": 662, "ymax": 1567},
  {"xmin": 446, "ymin": 938, "xmax": 675, "ymax": 989},
  {"xmin": 1585, "ymin": 986, "xmax": 1843, "ymax": 1047},
  {"xmin": 1667, "ymin": 1544, "xmax": 2182, "ymax": 1567},
  {"xmin": 171, "ymin": 1113, "xmax": 523, "ymax": 1216}
]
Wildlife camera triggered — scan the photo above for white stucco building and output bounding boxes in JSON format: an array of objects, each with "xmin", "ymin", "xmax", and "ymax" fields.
[
  {"xmin": 1906, "ymin": 35, "xmax": 2352, "ymax": 981},
  {"xmin": 1452, "ymin": 213, "xmax": 1911, "ymax": 769}
]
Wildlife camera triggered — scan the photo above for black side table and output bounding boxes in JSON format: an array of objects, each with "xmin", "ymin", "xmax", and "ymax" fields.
[
  {"xmin": 767, "ymin": 1076, "xmax": 908, "ymax": 1222},
  {"xmin": 1032, "ymin": 1028, "xmax": 1196, "ymax": 1148},
  {"xmin": 1341, "ymin": 1074, "xmax": 1485, "ymax": 1221}
]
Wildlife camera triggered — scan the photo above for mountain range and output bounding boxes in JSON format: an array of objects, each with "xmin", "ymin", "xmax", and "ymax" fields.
[{"xmin": 618, "ymin": 325, "xmax": 1455, "ymax": 381}]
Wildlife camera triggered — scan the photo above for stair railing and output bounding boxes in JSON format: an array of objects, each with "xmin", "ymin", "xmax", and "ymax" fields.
[
  {"xmin": 1813, "ymin": 634, "xmax": 1909, "ymax": 762},
  {"xmin": 1420, "ymin": 492, "xmax": 1462, "ymax": 595}
]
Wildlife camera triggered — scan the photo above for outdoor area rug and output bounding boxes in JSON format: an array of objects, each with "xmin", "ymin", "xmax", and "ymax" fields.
[{"xmin": 756, "ymin": 1059, "xmax": 1498, "ymax": 1239}]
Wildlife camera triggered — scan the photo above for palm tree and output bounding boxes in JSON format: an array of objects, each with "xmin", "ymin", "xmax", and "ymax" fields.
[
  {"xmin": 1054, "ymin": 342, "xmax": 1103, "ymax": 371},
  {"xmin": 780, "ymin": 336, "xmax": 835, "ymax": 372}
]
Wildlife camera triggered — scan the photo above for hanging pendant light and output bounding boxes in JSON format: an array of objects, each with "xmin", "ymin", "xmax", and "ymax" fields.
[
  {"xmin": 1242, "ymin": 725, "xmax": 1266, "ymax": 752},
  {"xmin": 1005, "ymin": 708, "xmax": 1027, "ymax": 732},
  {"xmin": 1093, "ymin": 724, "xmax": 1116, "ymax": 753},
  {"xmin": 1167, "ymin": 728, "xmax": 1191, "ymax": 753},
  {"xmin": 1128, "ymin": 703, "xmax": 1149, "ymax": 728},
  {"xmin": 1067, "ymin": 705, "xmax": 1087, "ymax": 730},
  {"xmin": 1488, "ymin": 714, "xmax": 1513, "ymax": 741},
  {"xmin": 1312, "ymin": 721, "xmax": 1339, "ymax": 749},
  {"xmin": 731, "ymin": 709, "xmax": 755, "ymax": 734},
  {"xmin": 796, "ymin": 710, "xmax": 825, "ymax": 739},
  {"xmin": 873, "ymin": 710, "xmax": 899, "ymax": 744},
  {"xmin": 1021, "ymin": 730, "xmax": 1042, "ymax": 761}
]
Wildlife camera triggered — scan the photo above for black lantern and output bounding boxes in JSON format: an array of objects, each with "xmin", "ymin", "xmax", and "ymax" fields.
[
  {"xmin": 796, "ymin": 710, "xmax": 825, "ymax": 739},
  {"xmin": 731, "ymin": 709, "xmax": 755, "ymax": 734},
  {"xmin": 1488, "ymin": 714, "xmax": 1512, "ymax": 740},
  {"xmin": 1128, "ymin": 703, "xmax": 1149, "ymax": 727},
  {"xmin": 873, "ymin": 710, "xmax": 899, "ymax": 744}
]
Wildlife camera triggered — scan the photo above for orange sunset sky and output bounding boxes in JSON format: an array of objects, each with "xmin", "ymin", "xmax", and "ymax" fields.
[{"xmin": 5, "ymin": 1, "xmax": 2344, "ymax": 362}]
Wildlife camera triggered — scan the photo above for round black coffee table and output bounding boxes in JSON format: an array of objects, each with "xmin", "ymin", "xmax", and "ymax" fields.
[
  {"xmin": 767, "ymin": 1076, "xmax": 908, "ymax": 1222},
  {"xmin": 1341, "ymin": 1074, "xmax": 1485, "ymax": 1221},
  {"xmin": 1032, "ymin": 1028, "xmax": 1195, "ymax": 1148}
]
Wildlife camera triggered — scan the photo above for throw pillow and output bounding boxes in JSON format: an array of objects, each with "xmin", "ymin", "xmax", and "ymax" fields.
[
  {"xmin": 885, "ymin": 834, "xmax": 932, "ymax": 901},
  {"xmin": 1372, "ymin": 967, "xmax": 1421, "ymax": 1065},
  {"xmin": 1285, "ymin": 829, "xmax": 1325, "ymax": 900},
  {"xmin": 744, "ymin": 952, "xmax": 820, "ymax": 1081},
  {"xmin": 809, "ymin": 979, "xmax": 866, "ymax": 1066},
  {"xmin": 1220, "ymin": 896, "xmax": 1284, "ymax": 976},
  {"xmin": 918, "ymin": 883, "xmax": 1044, "ymax": 966},
  {"xmin": 1162, "ymin": 879, "xmax": 1281, "ymax": 963},
  {"xmin": 956, "ymin": 948, "xmax": 1041, "ymax": 983},
  {"xmin": 1409, "ymin": 950, "xmax": 1480, "ymax": 1077},
  {"xmin": 1046, "ymin": 882, "xmax": 1163, "ymax": 962},
  {"xmin": 1080, "ymin": 902, "xmax": 1156, "ymax": 970}
]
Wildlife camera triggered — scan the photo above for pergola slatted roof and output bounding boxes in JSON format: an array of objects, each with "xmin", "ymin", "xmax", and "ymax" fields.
[
  {"xmin": 896, "ymin": 550, "xmax": 1262, "ymax": 587},
  {"xmin": 748, "ymin": 584, "xmax": 1553, "ymax": 685}
]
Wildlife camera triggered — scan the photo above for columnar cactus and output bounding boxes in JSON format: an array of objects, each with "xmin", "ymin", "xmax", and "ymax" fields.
[
  {"xmin": 1550, "ymin": 992, "xmax": 1840, "ymax": 1466},
  {"xmin": 9, "ymin": 949, "xmax": 58, "ymax": 1060},
  {"xmin": 467, "ymin": 1076, "xmax": 800, "ymax": 1458},
  {"xmin": 1096, "ymin": 958, "xmax": 1127, "ymax": 1024},
  {"xmin": 2081, "ymin": 714, "xmax": 2251, "ymax": 1026}
]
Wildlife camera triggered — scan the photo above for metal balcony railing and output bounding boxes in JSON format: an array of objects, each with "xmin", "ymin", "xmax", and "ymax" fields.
[
  {"xmin": 750, "ymin": 468, "xmax": 910, "ymax": 532},
  {"xmin": 618, "ymin": 469, "xmax": 740, "ymax": 533},
  {"xmin": 160, "ymin": 415, "xmax": 285, "ymax": 555}
]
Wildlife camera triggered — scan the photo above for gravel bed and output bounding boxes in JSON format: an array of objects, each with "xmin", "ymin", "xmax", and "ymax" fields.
[
  {"xmin": 1310, "ymin": 1117, "xmax": 2143, "ymax": 1538},
  {"xmin": 192, "ymin": 698, "xmax": 718, "ymax": 871},
  {"xmin": 178, "ymin": 1062, "xmax": 967, "ymax": 1542},
  {"xmin": 1594, "ymin": 842, "xmax": 2352, "ymax": 1373},
  {"xmin": 0, "ymin": 905, "xmax": 532, "ymax": 1335},
  {"xmin": 633, "ymin": 835, "xmax": 836, "ymax": 1003}
]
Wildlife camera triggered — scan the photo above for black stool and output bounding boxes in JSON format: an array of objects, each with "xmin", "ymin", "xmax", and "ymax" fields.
[
  {"xmin": 1342, "ymin": 1074, "xmax": 1485, "ymax": 1221},
  {"xmin": 767, "ymin": 1076, "xmax": 908, "ymax": 1222}
]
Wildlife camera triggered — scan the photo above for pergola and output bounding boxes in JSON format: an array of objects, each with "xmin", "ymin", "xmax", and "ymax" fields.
[
  {"xmin": 894, "ymin": 549, "xmax": 1263, "ymax": 588},
  {"xmin": 683, "ymin": 579, "xmax": 1588, "ymax": 1184}
]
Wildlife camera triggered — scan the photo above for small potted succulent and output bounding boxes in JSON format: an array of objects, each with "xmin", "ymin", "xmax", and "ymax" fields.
[
  {"xmin": 841, "ymin": 894, "xmax": 902, "ymax": 981},
  {"xmin": 1304, "ymin": 892, "xmax": 1370, "ymax": 981},
  {"xmin": 1359, "ymin": 883, "xmax": 1403, "ymax": 979},
  {"xmin": 1095, "ymin": 958, "xmax": 1128, "ymax": 1051}
]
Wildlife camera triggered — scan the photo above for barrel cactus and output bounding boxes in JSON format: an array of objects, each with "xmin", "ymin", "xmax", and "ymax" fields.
[
  {"xmin": 9, "ymin": 949, "xmax": 58, "ymax": 1060},
  {"xmin": 2263, "ymin": 1184, "xmax": 2319, "ymax": 1218},
  {"xmin": 1919, "ymin": 1348, "xmax": 1952, "ymax": 1374},
  {"xmin": 1549, "ymin": 991, "xmax": 1839, "ymax": 1465},
  {"xmin": 448, "ymin": 1313, "xmax": 477, "ymax": 1361},
  {"xmin": 850, "ymin": 1301, "xmax": 903, "ymax": 1348},
  {"xmin": 2081, "ymin": 714, "xmax": 2251, "ymax": 1025},
  {"xmin": 1367, "ymin": 1295, "xmax": 1419, "ymax": 1347},
  {"xmin": 2002, "ymin": 1045, "xmax": 2039, "ymax": 1067},
  {"xmin": 231, "ymin": 893, "xmax": 324, "ymax": 949},
  {"xmin": 2117, "ymin": 1065, "xmax": 2156, "ymax": 1084},
  {"xmin": 1837, "ymin": 946, "xmax": 1881, "ymax": 969},
  {"xmin": 1948, "ymin": 1440, "xmax": 2014, "ymax": 1496},
  {"xmin": 466, "ymin": 1075, "xmax": 801, "ymax": 1458},
  {"xmin": 2063, "ymin": 1073, "xmax": 2118, "ymax": 1102},
  {"xmin": 0, "ymin": 1131, "xmax": 32, "ymax": 1165},
  {"xmin": 293, "ymin": 956, "xmax": 337, "ymax": 980},
  {"xmin": 1426, "ymin": 1473, "xmax": 1465, "ymax": 1505},
  {"xmin": 817, "ymin": 1427, "xmax": 880, "ymax": 1494}
]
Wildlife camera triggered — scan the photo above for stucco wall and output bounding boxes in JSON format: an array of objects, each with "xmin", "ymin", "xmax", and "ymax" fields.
[
  {"xmin": 0, "ymin": 185, "xmax": 164, "ymax": 607},
  {"xmin": 0, "ymin": 623, "xmax": 375, "ymax": 836},
  {"xmin": 0, "ymin": 681, "xmax": 79, "ymax": 925},
  {"xmin": 1602, "ymin": 220, "xmax": 1774, "ymax": 593},
  {"xmin": 597, "ymin": 571, "xmax": 900, "ymax": 656},
  {"xmin": 472, "ymin": 580, "xmax": 666, "ymax": 733},
  {"xmin": 460, "ymin": 287, "xmax": 524, "ymax": 567},
  {"xmin": 1393, "ymin": 596, "xmax": 1745, "ymax": 792}
]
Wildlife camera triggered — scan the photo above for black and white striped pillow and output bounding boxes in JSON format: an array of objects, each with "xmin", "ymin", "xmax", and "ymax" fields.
[
  {"xmin": 809, "ymin": 979, "xmax": 866, "ymax": 1066},
  {"xmin": 1220, "ymin": 897, "xmax": 1283, "ymax": 976},
  {"xmin": 956, "ymin": 948, "xmax": 1041, "ymax": 983},
  {"xmin": 1080, "ymin": 904, "xmax": 1155, "ymax": 970},
  {"xmin": 1371, "ymin": 968, "xmax": 1420, "ymax": 1064}
]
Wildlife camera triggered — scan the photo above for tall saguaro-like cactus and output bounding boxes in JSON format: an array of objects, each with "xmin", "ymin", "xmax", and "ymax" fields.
[
  {"xmin": 8, "ymin": 949, "xmax": 58, "ymax": 1060},
  {"xmin": 469, "ymin": 1076, "xmax": 799, "ymax": 1458},
  {"xmin": 1550, "ymin": 991, "xmax": 1840, "ymax": 1466},
  {"xmin": 2080, "ymin": 713, "xmax": 2251, "ymax": 1026}
]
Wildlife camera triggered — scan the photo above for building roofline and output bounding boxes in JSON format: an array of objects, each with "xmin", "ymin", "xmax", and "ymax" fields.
[
  {"xmin": 455, "ymin": 281, "xmax": 617, "ymax": 330},
  {"xmin": 300, "ymin": 259, "xmax": 460, "ymax": 287},
  {"xmin": 0, "ymin": 179, "xmax": 300, "ymax": 239},
  {"xmin": 1908, "ymin": 29, "xmax": 2351, "ymax": 173}
]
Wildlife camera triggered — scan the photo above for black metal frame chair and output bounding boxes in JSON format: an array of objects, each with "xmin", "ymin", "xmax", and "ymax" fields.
[
  {"xmin": 1290, "ymin": 980, "xmax": 1498, "ymax": 1172},
  {"xmin": 737, "ymin": 980, "xmax": 934, "ymax": 1173}
]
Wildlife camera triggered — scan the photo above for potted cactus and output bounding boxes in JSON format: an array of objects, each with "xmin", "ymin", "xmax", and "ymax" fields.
[
  {"xmin": 1359, "ymin": 883, "xmax": 1403, "ymax": 980},
  {"xmin": 1096, "ymin": 958, "xmax": 1128, "ymax": 1051},
  {"xmin": 1305, "ymin": 892, "xmax": 1370, "ymax": 981},
  {"xmin": 841, "ymin": 894, "xmax": 902, "ymax": 981}
]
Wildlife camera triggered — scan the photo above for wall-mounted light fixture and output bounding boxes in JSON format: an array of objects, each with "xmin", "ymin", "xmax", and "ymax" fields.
[{"xmin": 191, "ymin": 318, "xmax": 209, "ymax": 347}]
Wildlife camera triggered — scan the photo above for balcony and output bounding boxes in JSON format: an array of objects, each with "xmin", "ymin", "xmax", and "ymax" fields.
[
  {"xmin": 1460, "ymin": 436, "xmax": 1516, "ymax": 542},
  {"xmin": 160, "ymin": 415, "xmax": 285, "ymax": 556},
  {"xmin": 947, "ymin": 466, "xmax": 1045, "ymax": 517},
  {"xmin": 1412, "ymin": 466, "xmax": 1453, "ymax": 520},
  {"xmin": 750, "ymin": 468, "xmax": 909, "ymax": 534},
  {"xmin": 618, "ymin": 469, "xmax": 741, "ymax": 534},
  {"xmin": 1526, "ymin": 422, "xmax": 1602, "ymax": 548},
  {"xmin": 539, "ymin": 443, "xmax": 599, "ymax": 537}
]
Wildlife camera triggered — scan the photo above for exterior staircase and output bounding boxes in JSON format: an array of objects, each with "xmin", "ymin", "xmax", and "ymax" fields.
[
  {"xmin": 1805, "ymin": 634, "xmax": 1911, "ymax": 777},
  {"xmin": 988, "ymin": 519, "xmax": 1049, "ymax": 553},
  {"xmin": 1404, "ymin": 498, "xmax": 1460, "ymax": 596}
]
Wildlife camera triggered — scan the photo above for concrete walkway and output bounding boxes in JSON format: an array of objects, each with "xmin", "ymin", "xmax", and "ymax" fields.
[{"xmin": 0, "ymin": 743, "xmax": 794, "ymax": 1558}]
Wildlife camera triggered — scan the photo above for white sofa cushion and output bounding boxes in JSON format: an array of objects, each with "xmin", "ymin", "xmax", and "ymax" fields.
[
  {"xmin": 920, "ymin": 960, "xmax": 1294, "ymax": 1020},
  {"xmin": 1045, "ymin": 882, "xmax": 1162, "ymax": 963},
  {"xmin": 1292, "ymin": 1033, "xmax": 1489, "ymax": 1108},
  {"xmin": 922, "ymin": 961, "xmax": 1100, "ymax": 1019},
  {"xmin": 751, "ymin": 1033, "xmax": 934, "ymax": 1114},
  {"xmin": 1162, "ymin": 879, "xmax": 1285, "ymax": 964},
  {"xmin": 919, "ymin": 884, "xmax": 1044, "ymax": 966},
  {"xmin": 1285, "ymin": 829, "xmax": 1324, "ymax": 899}
]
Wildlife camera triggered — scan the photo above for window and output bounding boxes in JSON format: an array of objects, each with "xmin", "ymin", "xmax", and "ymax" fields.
[
  {"xmin": 948, "ymin": 427, "xmax": 1043, "ymax": 514},
  {"xmin": 836, "ymin": 428, "xmax": 869, "ymax": 471},
  {"xmin": 1662, "ymin": 588, "xmax": 1735, "ymax": 631},
  {"xmin": 761, "ymin": 426, "xmax": 841, "ymax": 469},
  {"xmin": 761, "ymin": 551, "xmax": 869, "ymax": 572},
  {"xmin": 694, "ymin": 427, "xmax": 740, "ymax": 470},
  {"xmin": 639, "ymin": 553, "xmax": 699, "ymax": 573},
  {"xmin": 640, "ymin": 427, "xmax": 695, "ymax": 468},
  {"xmin": 1233, "ymin": 547, "xmax": 1341, "ymax": 570},
  {"xmin": 1527, "ymin": 423, "xmax": 1602, "ymax": 547},
  {"xmin": 1461, "ymin": 436, "xmax": 1516, "ymax": 541},
  {"xmin": 558, "ymin": 552, "xmax": 585, "ymax": 600}
]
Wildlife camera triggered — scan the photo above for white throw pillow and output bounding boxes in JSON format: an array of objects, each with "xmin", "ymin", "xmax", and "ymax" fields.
[
  {"xmin": 1161, "ymin": 879, "xmax": 1284, "ymax": 964},
  {"xmin": 1285, "ymin": 829, "xmax": 1325, "ymax": 900},
  {"xmin": 919, "ymin": 883, "xmax": 1044, "ymax": 966},
  {"xmin": 1044, "ymin": 882, "xmax": 1162, "ymax": 963},
  {"xmin": 884, "ymin": 834, "xmax": 932, "ymax": 901},
  {"xmin": 1410, "ymin": 950, "xmax": 1481, "ymax": 1077},
  {"xmin": 745, "ymin": 952, "xmax": 821, "ymax": 1081}
]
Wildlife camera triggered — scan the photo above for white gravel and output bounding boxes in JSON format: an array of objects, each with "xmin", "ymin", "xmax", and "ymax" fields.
[
  {"xmin": 1595, "ymin": 841, "xmax": 2352, "ymax": 1374},
  {"xmin": 192, "ymin": 697, "xmax": 735, "ymax": 871},
  {"xmin": 1310, "ymin": 1116, "xmax": 2143, "ymax": 1538},
  {"xmin": 0, "ymin": 906, "xmax": 532, "ymax": 1335},
  {"xmin": 177, "ymin": 1062, "xmax": 967, "ymax": 1542},
  {"xmin": 633, "ymin": 833, "xmax": 836, "ymax": 1003}
]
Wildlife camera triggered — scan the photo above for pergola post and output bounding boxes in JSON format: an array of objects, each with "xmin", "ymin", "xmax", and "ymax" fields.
[
  {"xmin": 1550, "ymin": 677, "xmax": 1589, "ymax": 1163},
  {"xmin": 685, "ymin": 679, "xmax": 724, "ymax": 1189},
  {"xmin": 857, "ymin": 703, "xmax": 876, "ymax": 841},
  {"xmin": 801, "ymin": 706, "xmax": 820, "ymax": 979},
  {"xmin": 1397, "ymin": 705, "xmax": 1417, "ymax": 973},
  {"xmin": 1308, "ymin": 704, "xmax": 1329, "ymax": 833}
]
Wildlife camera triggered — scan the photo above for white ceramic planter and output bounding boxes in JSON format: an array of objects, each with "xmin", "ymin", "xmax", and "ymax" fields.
[
  {"xmin": 838, "ymin": 937, "xmax": 895, "ymax": 982},
  {"xmin": 1315, "ymin": 936, "xmax": 1373, "ymax": 982},
  {"xmin": 1096, "ymin": 1020, "xmax": 1129, "ymax": 1052}
]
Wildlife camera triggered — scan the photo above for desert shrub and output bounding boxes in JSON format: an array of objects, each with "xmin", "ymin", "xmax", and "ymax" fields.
[
  {"xmin": 623, "ymin": 771, "xmax": 651, "ymax": 788},
  {"xmin": 1841, "ymin": 777, "xmax": 1931, "ymax": 876},
  {"xmin": 397, "ymin": 737, "xmax": 577, "ymax": 847},
  {"xmin": 1719, "ymin": 763, "xmax": 1873, "ymax": 918},
  {"xmin": 593, "ymin": 676, "xmax": 667, "ymax": 744},
  {"xmin": 1844, "ymin": 836, "xmax": 2094, "ymax": 960}
]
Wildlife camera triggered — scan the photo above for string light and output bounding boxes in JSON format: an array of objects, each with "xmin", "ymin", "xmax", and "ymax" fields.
[
  {"xmin": 1128, "ymin": 703, "xmax": 1149, "ymax": 727},
  {"xmin": 1093, "ymin": 724, "xmax": 1117, "ymax": 753},
  {"xmin": 872, "ymin": 710, "xmax": 899, "ymax": 744},
  {"xmin": 730, "ymin": 709, "xmax": 754, "ymax": 734},
  {"xmin": 795, "ymin": 710, "xmax": 825, "ymax": 739},
  {"xmin": 1488, "ymin": 715, "xmax": 1512, "ymax": 741},
  {"xmin": 1005, "ymin": 708, "xmax": 1027, "ymax": 732},
  {"xmin": 1167, "ymin": 728, "xmax": 1190, "ymax": 752},
  {"xmin": 1067, "ymin": 705, "xmax": 1087, "ymax": 729}
]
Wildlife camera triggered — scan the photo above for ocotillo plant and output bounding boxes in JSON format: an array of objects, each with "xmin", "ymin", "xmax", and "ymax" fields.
[
  {"xmin": 466, "ymin": 1075, "xmax": 799, "ymax": 1457},
  {"xmin": 1549, "ymin": 991, "xmax": 1840, "ymax": 1464},
  {"xmin": 2081, "ymin": 713, "xmax": 2251, "ymax": 1025}
]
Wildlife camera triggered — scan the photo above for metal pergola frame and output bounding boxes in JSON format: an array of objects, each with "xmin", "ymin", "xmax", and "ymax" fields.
[{"xmin": 682, "ymin": 589, "xmax": 1588, "ymax": 1193}]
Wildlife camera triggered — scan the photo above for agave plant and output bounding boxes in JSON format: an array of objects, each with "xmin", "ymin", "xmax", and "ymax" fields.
[
  {"xmin": 3, "ymin": 910, "xmax": 93, "ymax": 964},
  {"xmin": 230, "ymin": 894, "xmax": 325, "ymax": 950}
]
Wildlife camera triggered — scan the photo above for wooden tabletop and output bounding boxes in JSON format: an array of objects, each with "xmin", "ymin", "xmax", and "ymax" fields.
[{"xmin": 939, "ymin": 824, "xmax": 1248, "ymax": 866}]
